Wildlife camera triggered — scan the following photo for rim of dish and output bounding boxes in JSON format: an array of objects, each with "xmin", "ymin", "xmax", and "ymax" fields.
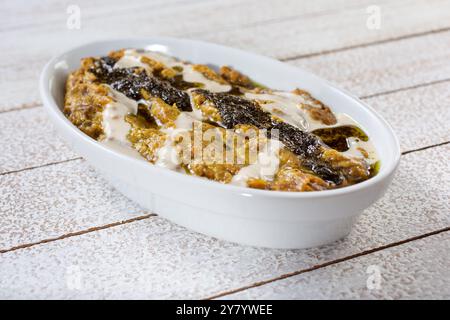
[{"xmin": 39, "ymin": 37, "xmax": 401, "ymax": 199}]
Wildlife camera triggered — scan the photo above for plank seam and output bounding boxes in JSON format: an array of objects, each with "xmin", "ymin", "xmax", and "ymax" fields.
[
  {"xmin": 402, "ymin": 141, "xmax": 450, "ymax": 155},
  {"xmin": 0, "ymin": 214, "xmax": 156, "ymax": 254},
  {"xmin": 280, "ymin": 27, "xmax": 450, "ymax": 61},
  {"xmin": 0, "ymin": 102, "xmax": 42, "ymax": 114},
  {"xmin": 204, "ymin": 227, "xmax": 450, "ymax": 300},
  {"xmin": 0, "ymin": 157, "xmax": 83, "ymax": 176},
  {"xmin": 360, "ymin": 78, "xmax": 450, "ymax": 100}
]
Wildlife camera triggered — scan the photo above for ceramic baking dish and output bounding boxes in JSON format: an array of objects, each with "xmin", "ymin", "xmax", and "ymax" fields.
[{"xmin": 40, "ymin": 38, "xmax": 400, "ymax": 249}]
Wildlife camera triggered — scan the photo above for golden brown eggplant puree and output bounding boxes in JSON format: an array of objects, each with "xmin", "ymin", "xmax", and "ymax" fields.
[{"xmin": 65, "ymin": 49, "xmax": 379, "ymax": 192}]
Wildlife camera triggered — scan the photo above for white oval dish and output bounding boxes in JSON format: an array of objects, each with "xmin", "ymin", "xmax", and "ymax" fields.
[{"xmin": 40, "ymin": 38, "xmax": 400, "ymax": 249}]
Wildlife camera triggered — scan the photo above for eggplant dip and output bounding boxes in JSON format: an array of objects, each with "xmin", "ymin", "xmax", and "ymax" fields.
[{"xmin": 64, "ymin": 49, "xmax": 379, "ymax": 192}]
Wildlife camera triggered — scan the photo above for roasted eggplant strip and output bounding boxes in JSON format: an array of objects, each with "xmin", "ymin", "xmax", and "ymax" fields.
[
  {"xmin": 90, "ymin": 57, "xmax": 193, "ymax": 111},
  {"xmin": 193, "ymin": 89, "xmax": 272, "ymax": 129}
]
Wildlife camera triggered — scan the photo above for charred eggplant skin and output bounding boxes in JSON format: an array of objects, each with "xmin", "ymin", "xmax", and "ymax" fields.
[{"xmin": 90, "ymin": 57, "xmax": 192, "ymax": 111}]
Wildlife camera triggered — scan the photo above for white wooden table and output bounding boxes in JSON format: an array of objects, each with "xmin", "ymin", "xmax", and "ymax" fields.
[{"xmin": 1, "ymin": 0, "xmax": 449, "ymax": 299}]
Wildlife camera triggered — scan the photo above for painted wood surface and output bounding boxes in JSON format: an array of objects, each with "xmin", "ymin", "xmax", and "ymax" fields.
[
  {"xmin": 0, "ymin": 0, "xmax": 449, "ymax": 299},
  {"xmin": 0, "ymin": 145, "xmax": 449, "ymax": 298}
]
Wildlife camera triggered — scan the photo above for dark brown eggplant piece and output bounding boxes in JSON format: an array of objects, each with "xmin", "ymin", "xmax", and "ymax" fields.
[
  {"xmin": 312, "ymin": 125, "xmax": 368, "ymax": 152},
  {"xmin": 90, "ymin": 57, "xmax": 192, "ymax": 111}
]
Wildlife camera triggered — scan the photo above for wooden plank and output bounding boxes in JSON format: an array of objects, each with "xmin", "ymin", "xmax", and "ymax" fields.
[
  {"xmin": 0, "ymin": 159, "xmax": 146, "ymax": 250},
  {"xmin": 364, "ymin": 81, "xmax": 450, "ymax": 153},
  {"xmin": 0, "ymin": 0, "xmax": 355, "ymax": 31},
  {"xmin": 1, "ymin": 0, "xmax": 203, "ymax": 31},
  {"xmin": 219, "ymin": 231, "xmax": 450, "ymax": 299},
  {"xmin": 290, "ymin": 31, "xmax": 450, "ymax": 98},
  {"xmin": 2, "ymin": 0, "xmax": 450, "ymax": 110},
  {"xmin": 200, "ymin": 0, "xmax": 450, "ymax": 60},
  {"xmin": 1, "ymin": 77, "xmax": 449, "ymax": 175},
  {"xmin": 0, "ymin": 107, "xmax": 77, "ymax": 173},
  {"xmin": 0, "ymin": 145, "xmax": 448, "ymax": 298}
]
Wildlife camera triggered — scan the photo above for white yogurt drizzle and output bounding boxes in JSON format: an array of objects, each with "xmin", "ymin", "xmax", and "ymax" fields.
[
  {"xmin": 180, "ymin": 64, "xmax": 231, "ymax": 92},
  {"xmin": 114, "ymin": 54, "xmax": 147, "ymax": 69},
  {"xmin": 344, "ymin": 137, "xmax": 378, "ymax": 164},
  {"xmin": 101, "ymin": 87, "xmax": 142, "ymax": 159},
  {"xmin": 154, "ymin": 96, "xmax": 204, "ymax": 170},
  {"xmin": 102, "ymin": 87, "xmax": 138, "ymax": 143},
  {"xmin": 116, "ymin": 49, "xmax": 231, "ymax": 92},
  {"xmin": 231, "ymin": 139, "xmax": 283, "ymax": 186},
  {"xmin": 154, "ymin": 128, "xmax": 181, "ymax": 170},
  {"xmin": 138, "ymin": 50, "xmax": 178, "ymax": 66},
  {"xmin": 245, "ymin": 91, "xmax": 310, "ymax": 131}
]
